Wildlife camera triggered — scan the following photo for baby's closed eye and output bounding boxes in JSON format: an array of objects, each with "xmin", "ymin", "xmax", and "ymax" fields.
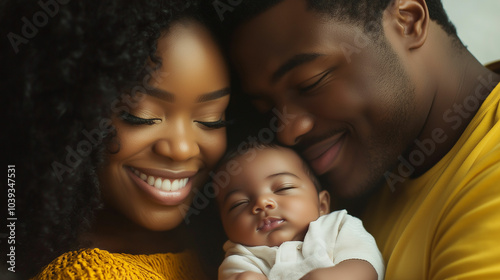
[
  {"xmin": 274, "ymin": 183, "xmax": 296, "ymax": 193},
  {"xmin": 229, "ymin": 200, "xmax": 249, "ymax": 212}
]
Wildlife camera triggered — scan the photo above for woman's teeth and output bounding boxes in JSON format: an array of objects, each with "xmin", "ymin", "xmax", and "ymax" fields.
[{"xmin": 131, "ymin": 168, "xmax": 189, "ymax": 191}]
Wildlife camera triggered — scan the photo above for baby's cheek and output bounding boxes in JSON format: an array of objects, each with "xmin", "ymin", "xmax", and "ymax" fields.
[
  {"xmin": 223, "ymin": 216, "xmax": 241, "ymax": 237},
  {"xmin": 229, "ymin": 218, "xmax": 255, "ymax": 244}
]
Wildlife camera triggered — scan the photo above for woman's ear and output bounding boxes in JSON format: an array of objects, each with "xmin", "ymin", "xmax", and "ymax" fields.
[
  {"xmin": 388, "ymin": 0, "xmax": 429, "ymax": 50},
  {"xmin": 318, "ymin": 190, "xmax": 331, "ymax": 216}
]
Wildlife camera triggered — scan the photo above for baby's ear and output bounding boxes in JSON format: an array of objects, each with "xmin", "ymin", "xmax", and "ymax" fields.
[{"xmin": 318, "ymin": 190, "xmax": 331, "ymax": 215}]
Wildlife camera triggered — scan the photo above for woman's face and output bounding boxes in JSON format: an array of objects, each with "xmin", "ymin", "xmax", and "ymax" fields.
[{"xmin": 99, "ymin": 21, "xmax": 230, "ymax": 231}]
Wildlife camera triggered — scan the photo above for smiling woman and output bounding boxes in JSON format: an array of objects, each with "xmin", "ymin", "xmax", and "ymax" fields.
[
  {"xmin": 98, "ymin": 20, "xmax": 229, "ymax": 233},
  {"xmin": 4, "ymin": 1, "xmax": 229, "ymax": 279}
]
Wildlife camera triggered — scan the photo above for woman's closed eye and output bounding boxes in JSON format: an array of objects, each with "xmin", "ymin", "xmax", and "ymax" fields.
[
  {"xmin": 119, "ymin": 111, "xmax": 161, "ymax": 125},
  {"xmin": 194, "ymin": 118, "xmax": 229, "ymax": 129},
  {"xmin": 120, "ymin": 110, "xmax": 231, "ymax": 128}
]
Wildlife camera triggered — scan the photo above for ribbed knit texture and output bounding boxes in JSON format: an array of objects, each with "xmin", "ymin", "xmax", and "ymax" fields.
[{"xmin": 33, "ymin": 248, "xmax": 208, "ymax": 279}]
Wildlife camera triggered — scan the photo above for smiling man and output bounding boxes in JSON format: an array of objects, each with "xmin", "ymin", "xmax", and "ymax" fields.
[{"xmin": 219, "ymin": 0, "xmax": 500, "ymax": 279}]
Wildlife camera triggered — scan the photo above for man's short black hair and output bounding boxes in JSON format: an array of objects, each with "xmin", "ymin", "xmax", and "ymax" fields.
[{"xmin": 219, "ymin": 0, "xmax": 458, "ymax": 40}]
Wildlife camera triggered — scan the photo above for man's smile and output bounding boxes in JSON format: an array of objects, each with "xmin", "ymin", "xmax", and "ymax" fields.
[{"xmin": 302, "ymin": 131, "xmax": 347, "ymax": 174}]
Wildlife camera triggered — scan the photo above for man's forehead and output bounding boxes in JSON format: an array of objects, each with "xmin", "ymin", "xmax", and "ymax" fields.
[
  {"xmin": 230, "ymin": 0, "xmax": 323, "ymax": 89},
  {"xmin": 234, "ymin": 1, "xmax": 306, "ymax": 42},
  {"xmin": 230, "ymin": 2, "xmax": 307, "ymax": 68},
  {"xmin": 229, "ymin": 0, "xmax": 360, "ymax": 84}
]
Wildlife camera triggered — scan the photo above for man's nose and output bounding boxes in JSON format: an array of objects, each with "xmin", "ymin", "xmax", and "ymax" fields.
[{"xmin": 273, "ymin": 103, "xmax": 314, "ymax": 146}]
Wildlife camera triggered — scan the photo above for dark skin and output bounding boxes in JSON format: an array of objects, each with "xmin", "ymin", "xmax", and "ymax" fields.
[
  {"xmin": 82, "ymin": 207, "xmax": 188, "ymax": 254},
  {"xmin": 231, "ymin": 0, "xmax": 500, "ymax": 202},
  {"xmin": 232, "ymin": 260, "xmax": 376, "ymax": 280},
  {"xmin": 82, "ymin": 21, "xmax": 230, "ymax": 256}
]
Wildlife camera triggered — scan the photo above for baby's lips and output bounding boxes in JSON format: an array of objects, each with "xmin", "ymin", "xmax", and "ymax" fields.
[{"xmin": 257, "ymin": 217, "xmax": 285, "ymax": 232}]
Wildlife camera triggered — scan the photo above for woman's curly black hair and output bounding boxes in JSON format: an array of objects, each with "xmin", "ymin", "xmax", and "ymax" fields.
[{"xmin": 2, "ymin": 1, "xmax": 210, "ymax": 278}]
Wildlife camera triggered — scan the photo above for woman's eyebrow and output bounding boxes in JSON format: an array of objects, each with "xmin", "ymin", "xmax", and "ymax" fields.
[
  {"xmin": 141, "ymin": 87, "xmax": 230, "ymax": 103},
  {"xmin": 196, "ymin": 87, "xmax": 231, "ymax": 103},
  {"xmin": 144, "ymin": 87, "xmax": 175, "ymax": 102}
]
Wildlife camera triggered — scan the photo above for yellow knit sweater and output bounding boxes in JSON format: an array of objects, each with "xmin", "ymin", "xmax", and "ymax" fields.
[{"xmin": 33, "ymin": 248, "xmax": 208, "ymax": 280}]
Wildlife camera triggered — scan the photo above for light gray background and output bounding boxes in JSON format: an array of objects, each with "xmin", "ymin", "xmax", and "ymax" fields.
[{"xmin": 442, "ymin": 0, "xmax": 500, "ymax": 65}]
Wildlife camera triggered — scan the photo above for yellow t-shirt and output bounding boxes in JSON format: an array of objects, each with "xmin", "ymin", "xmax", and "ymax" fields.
[
  {"xmin": 33, "ymin": 248, "xmax": 208, "ymax": 280},
  {"xmin": 364, "ymin": 80, "xmax": 500, "ymax": 280}
]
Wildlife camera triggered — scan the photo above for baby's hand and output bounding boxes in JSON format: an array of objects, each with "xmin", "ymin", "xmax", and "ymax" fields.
[
  {"xmin": 299, "ymin": 267, "xmax": 337, "ymax": 280},
  {"xmin": 232, "ymin": 271, "xmax": 268, "ymax": 280},
  {"xmin": 299, "ymin": 260, "xmax": 377, "ymax": 280}
]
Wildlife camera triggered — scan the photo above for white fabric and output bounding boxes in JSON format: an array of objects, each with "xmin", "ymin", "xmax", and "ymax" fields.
[{"xmin": 219, "ymin": 210, "xmax": 385, "ymax": 280}]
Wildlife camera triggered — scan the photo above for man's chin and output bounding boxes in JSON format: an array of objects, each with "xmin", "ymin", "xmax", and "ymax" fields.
[
  {"xmin": 323, "ymin": 172, "xmax": 388, "ymax": 214},
  {"xmin": 321, "ymin": 171, "xmax": 385, "ymax": 198}
]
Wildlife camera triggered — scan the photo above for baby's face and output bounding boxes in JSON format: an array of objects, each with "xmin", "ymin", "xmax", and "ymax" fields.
[{"xmin": 216, "ymin": 146, "xmax": 329, "ymax": 247}]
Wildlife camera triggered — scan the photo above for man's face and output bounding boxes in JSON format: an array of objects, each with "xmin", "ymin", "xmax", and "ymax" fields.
[{"xmin": 231, "ymin": 0, "xmax": 428, "ymax": 197}]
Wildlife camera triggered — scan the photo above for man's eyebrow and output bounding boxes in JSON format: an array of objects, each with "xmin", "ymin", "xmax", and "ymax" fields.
[
  {"xmin": 197, "ymin": 87, "xmax": 231, "ymax": 102},
  {"xmin": 267, "ymin": 172, "xmax": 300, "ymax": 179},
  {"xmin": 272, "ymin": 53, "xmax": 324, "ymax": 82}
]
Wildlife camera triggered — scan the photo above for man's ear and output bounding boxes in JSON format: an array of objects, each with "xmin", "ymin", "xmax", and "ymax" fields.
[
  {"xmin": 318, "ymin": 190, "xmax": 331, "ymax": 216},
  {"xmin": 388, "ymin": 0, "xmax": 429, "ymax": 50}
]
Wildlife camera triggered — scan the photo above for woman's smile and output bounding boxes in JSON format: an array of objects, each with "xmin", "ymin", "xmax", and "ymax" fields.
[
  {"xmin": 126, "ymin": 167, "xmax": 196, "ymax": 206},
  {"xmin": 129, "ymin": 167, "xmax": 194, "ymax": 191}
]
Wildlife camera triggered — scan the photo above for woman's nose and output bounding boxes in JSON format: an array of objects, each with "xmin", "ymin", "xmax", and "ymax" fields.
[
  {"xmin": 274, "ymin": 103, "xmax": 314, "ymax": 146},
  {"xmin": 153, "ymin": 120, "xmax": 200, "ymax": 161},
  {"xmin": 252, "ymin": 195, "xmax": 277, "ymax": 214}
]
